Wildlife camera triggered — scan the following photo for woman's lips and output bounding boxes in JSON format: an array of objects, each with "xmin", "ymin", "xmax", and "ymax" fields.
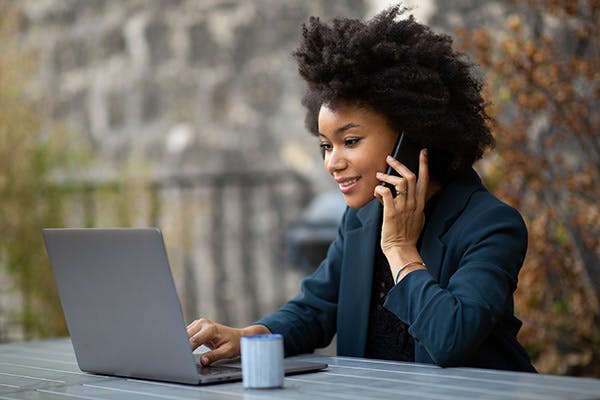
[{"xmin": 337, "ymin": 177, "xmax": 360, "ymax": 194}]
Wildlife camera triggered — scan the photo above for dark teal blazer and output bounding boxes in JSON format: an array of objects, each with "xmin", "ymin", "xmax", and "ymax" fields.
[{"xmin": 258, "ymin": 168, "xmax": 535, "ymax": 372}]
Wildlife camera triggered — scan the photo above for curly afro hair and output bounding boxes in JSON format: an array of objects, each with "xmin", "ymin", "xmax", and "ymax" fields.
[{"xmin": 294, "ymin": 5, "xmax": 494, "ymax": 182}]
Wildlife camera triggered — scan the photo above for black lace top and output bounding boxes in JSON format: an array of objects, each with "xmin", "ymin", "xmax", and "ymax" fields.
[
  {"xmin": 364, "ymin": 243, "xmax": 415, "ymax": 361},
  {"xmin": 364, "ymin": 192, "xmax": 442, "ymax": 361}
]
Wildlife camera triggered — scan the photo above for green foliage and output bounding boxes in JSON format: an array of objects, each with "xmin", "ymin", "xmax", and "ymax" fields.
[
  {"xmin": 0, "ymin": 5, "xmax": 150, "ymax": 341},
  {"xmin": 0, "ymin": 6, "xmax": 82, "ymax": 340}
]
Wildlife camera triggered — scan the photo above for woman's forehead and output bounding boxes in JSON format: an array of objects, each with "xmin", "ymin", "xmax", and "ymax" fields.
[{"xmin": 318, "ymin": 103, "xmax": 389, "ymax": 128}]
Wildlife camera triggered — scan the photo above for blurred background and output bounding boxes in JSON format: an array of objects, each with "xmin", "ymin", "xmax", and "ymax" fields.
[{"xmin": 0, "ymin": 0, "xmax": 598, "ymax": 376}]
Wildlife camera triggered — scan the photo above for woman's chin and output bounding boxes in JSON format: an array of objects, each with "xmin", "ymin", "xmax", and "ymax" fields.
[{"xmin": 343, "ymin": 194, "xmax": 373, "ymax": 209}]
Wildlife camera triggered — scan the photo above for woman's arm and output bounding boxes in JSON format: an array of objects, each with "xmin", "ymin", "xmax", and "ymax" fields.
[
  {"xmin": 256, "ymin": 211, "xmax": 347, "ymax": 355},
  {"xmin": 188, "ymin": 208, "xmax": 349, "ymax": 364},
  {"xmin": 385, "ymin": 203, "xmax": 528, "ymax": 366},
  {"xmin": 376, "ymin": 149, "xmax": 528, "ymax": 365}
]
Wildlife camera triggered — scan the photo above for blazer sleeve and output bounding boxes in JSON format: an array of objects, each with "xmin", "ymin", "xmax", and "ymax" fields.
[
  {"xmin": 255, "ymin": 209, "xmax": 348, "ymax": 356},
  {"xmin": 383, "ymin": 199, "xmax": 528, "ymax": 367}
]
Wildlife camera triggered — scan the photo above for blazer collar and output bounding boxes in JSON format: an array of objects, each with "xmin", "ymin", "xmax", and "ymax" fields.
[
  {"xmin": 420, "ymin": 168, "xmax": 484, "ymax": 281},
  {"xmin": 353, "ymin": 198, "xmax": 382, "ymax": 231},
  {"xmin": 425, "ymin": 168, "xmax": 484, "ymax": 238}
]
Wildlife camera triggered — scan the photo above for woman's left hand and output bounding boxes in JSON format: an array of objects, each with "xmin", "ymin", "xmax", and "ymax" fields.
[{"xmin": 374, "ymin": 149, "xmax": 429, "ymax": 270}]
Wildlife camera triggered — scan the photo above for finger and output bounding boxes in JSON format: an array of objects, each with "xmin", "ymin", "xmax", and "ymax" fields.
[
  {"xmin": 186, "ymin": 319, "xmax": 198, "ymax": 329},
  {"xmin": 374, "ymin": 189, "xmax": 383, "ymax": 204},
  {"xmin": 415, "ymin": 149, "xmax": 429, "ymax": 211},
  {"xmin": 374, "ymin": 185, "xmax": 397, "ymax": 217},
  {"xmin": 186, "ymin": 318, "xmax": 200, "ymax": 330},
  {"xmin": 189, "ymin": 324, "xmax": 217, "ymax": 350},
  {"xmin": 200, "ymin": 343, "xmax": 236, "ymax": 366},
  {"xmin": 189, "ymin": 333, "xmax": 205, "ymax": 350},
  {"xmin": 385, "ymin": 155, "xmax": 416, "ymax": 181},
  {"xmin": 393, "ymin": 177, "xmax": 408, "ymax": 198},
  {"xmin": 186, "ymin": 321, "xmax": 200, "ymax": 340},
  {"xmin": 376, "ymin": 172, "xmax": 406, "ymax": 197},
  {"xmin": 385, "ymin": 156, "xmax": 417, "ymax": 207},
  {"xmin": 186, "ymin": 318, "xmax": 209, "ymax": 337}
]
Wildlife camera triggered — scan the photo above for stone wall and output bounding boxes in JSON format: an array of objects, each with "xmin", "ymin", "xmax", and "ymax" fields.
[
  {"xmin": 17, "ymin": 0, "xmax": 366, "ymax": 188},
  {"xmin": 4, "ymin": 0, "xmax": 371, "ymax": 341},
  {"xmin": 5, "ymin": 0, "xmax": 519, "ymax": 341},
  {"xmin": 18, "ymin": 0, "xmax": 515, "ymax": 184}
]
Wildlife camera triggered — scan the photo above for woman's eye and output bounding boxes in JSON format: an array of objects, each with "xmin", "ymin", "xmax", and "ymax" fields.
[
  {"xmin": 344, "ymin": 138, "xmax": 361, "ymax": 146},
  {"xmin": 319, "ymin": 142, "xmax": 331, "ymax": 159},
  {"xmin": 319, "ymin": 142, "xmax": 332, "ymax": 151}
]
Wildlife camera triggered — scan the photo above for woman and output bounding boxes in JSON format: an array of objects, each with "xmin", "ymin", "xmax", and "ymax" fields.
[{"xmin": 187, "ymin": 5, "xmax": 536, "ymax": 372}]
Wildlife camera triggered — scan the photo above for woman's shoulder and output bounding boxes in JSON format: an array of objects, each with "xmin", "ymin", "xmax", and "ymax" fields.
[
  {"xmin": 472, "ymin": 184, "xmax": 523, "ymax": 221},
  {"xmin": 458, "ymin": 180, "xmax": 527, "ymax": 237},
  {"xmin": 445, "ymin": 168, "xmax": 526, "ymax": 230}
]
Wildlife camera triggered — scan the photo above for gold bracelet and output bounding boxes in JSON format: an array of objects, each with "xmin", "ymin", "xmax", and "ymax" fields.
[{"xmin": 394, "ymin": 261, "xmax": 426, "ymax": 284}]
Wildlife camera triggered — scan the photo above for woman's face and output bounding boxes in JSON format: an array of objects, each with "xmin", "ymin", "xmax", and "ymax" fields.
[{"xmin": 318, "ymin": 102, "xmax": 398, "ymax": 209}]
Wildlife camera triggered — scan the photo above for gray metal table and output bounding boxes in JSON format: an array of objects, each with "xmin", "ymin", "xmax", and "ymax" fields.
[{"xmin": 1, "ymin": 338, "xmax": 599, "ymax": 400}]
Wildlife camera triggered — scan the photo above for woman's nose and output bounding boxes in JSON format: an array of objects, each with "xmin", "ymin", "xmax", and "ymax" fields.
[{"xmin": 326, "ymin": 148, "xmax": 346, "ymax": 174}]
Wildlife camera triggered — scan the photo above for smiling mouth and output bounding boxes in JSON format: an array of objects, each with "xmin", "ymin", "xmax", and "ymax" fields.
[{"xmin": 338, "ymin": 177, "xmax": 360, "ymax": 187}]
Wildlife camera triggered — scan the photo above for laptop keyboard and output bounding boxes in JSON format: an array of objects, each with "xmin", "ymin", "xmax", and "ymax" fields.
[{"xmin": 197, "ymin": 364, "xmax": 241, "ymax": 376}]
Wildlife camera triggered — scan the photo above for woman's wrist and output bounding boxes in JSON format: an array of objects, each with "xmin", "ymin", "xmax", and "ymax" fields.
[
  {"xmin": 384, "ymin": 246, "xmax": 421, "ymax": 269},
  {"xmin": 394, "ymin": 261, "xmax": 427, "ymax": 284},
  {"xmin": 241, "ymin": 324, "xmax": 271, "ymax": 337},
  {"xmin": 384, "ymin": 245, "xmax": 425, "ymax": 283}
]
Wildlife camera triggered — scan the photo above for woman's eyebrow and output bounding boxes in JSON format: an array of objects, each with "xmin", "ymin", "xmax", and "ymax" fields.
[{"xmin": 319, "ymin": 122, "xmax": 361, "ymax": 137}]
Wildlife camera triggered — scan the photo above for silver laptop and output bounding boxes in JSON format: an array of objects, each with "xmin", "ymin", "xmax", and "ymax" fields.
[{"xmin": 42, "ymin": 228, "xmax": 327, "ymax": 385}]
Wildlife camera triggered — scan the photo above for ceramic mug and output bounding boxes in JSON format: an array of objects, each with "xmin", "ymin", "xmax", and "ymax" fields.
[{"xmin": 240, "ymin": 334, "xmax": 284, "ymax": 389}]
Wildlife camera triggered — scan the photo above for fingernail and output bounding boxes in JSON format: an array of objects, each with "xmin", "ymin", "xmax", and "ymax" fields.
[
  {"xmin": 423, "ymin": 148, "xmax": 428, "ymax": 156},
  {"xmin": 386, "ymin": 155, "xmax": 394, "ymax": 161},
  {"xmin": 201, "ymin": 356, "xmax": 209, "ymax": 366},
  {"xmin": 376, "ymin": 172, "xmax": 383, "ymax": 178}
]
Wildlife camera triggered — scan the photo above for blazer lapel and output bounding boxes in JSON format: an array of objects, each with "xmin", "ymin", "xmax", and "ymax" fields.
[
  {"xmin": 337, "ymin": 200, "xmax": 381, "ymax": 357},
  {"xmin": 420, "ymin": 168, "xmax": 484, "ymax": 282}
]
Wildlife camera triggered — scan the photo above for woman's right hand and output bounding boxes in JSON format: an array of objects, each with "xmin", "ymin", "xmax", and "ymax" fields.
[
  {"xmin": 186, "ymin": 318, "xmax": 270, "ymax": 366},
  {"xmin": 374, "ymin": 149, "xmax": 430, "ymax": 281}
]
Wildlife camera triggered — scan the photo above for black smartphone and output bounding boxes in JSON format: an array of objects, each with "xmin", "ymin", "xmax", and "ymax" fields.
[{"xmin": 380, "ymin": 132, "xmax": 422, "ymax": 197}]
